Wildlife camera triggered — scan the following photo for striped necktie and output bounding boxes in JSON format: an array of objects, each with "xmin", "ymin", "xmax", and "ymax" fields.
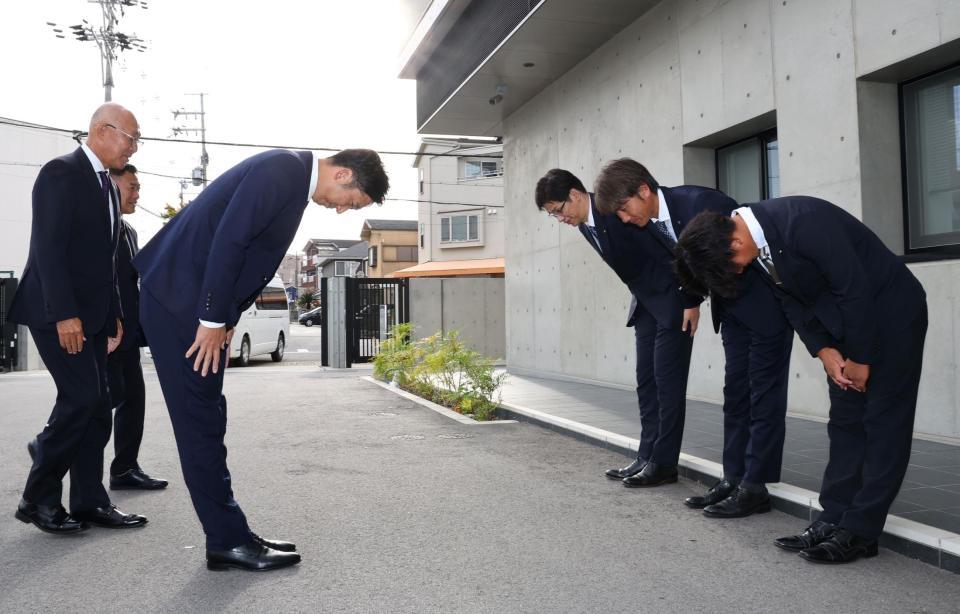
[{"xmin": 758, "ymin": 245, "xmax": 781, "ymax": 285}]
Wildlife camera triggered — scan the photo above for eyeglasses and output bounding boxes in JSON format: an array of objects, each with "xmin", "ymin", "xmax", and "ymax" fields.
[
  {"xmin": 546, "ymin": 199, "xmax": 568, "ymax": 219},
  {"xmin": 106, "ymin": 123, "xmax": 142, "ymax": 147}
]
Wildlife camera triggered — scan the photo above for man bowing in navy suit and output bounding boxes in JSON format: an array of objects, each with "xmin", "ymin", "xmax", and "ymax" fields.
[
  {"xmin": 134, "ymin": 148, "xmax": 389, "ymax": 571},
  {"xmin": 592, "ymin": 159, "xmax": 793, "ymax": 512},
  {"xmin": 675, "ymin": 197, "xmax": 927, "ymax": 564},
  {"xmin": 10, "ymin": 103, "xmax": 148, "ymax": 534}
]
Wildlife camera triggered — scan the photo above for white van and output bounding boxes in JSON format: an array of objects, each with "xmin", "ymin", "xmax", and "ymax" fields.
[{"xmin": 230, "ymin": 276, "xmax": 290, "ymax": 367}]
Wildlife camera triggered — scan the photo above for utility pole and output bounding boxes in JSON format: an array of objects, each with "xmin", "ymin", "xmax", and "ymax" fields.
[
  {"xmin": 48, "ymin": 1, "xmax": 148, "ymax": 102},
  {"xmin": 172, "ymin": 93, "xmax": 209, "ymax": 187}
]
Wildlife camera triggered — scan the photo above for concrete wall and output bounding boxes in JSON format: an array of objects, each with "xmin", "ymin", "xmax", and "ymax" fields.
[
  {"xmin": 0, "ymin": 123, "xmax": 76, "ymax": 371},
  {"xmin": 409, "ymin": 277, "xmax": 505, "ymax": 360},
  {"xmin": 502, "ymin": 0, "xmax": 960, "ymax": 439},
  {"xmin": 417, "ymin": 144, "xmax": 505, "ymax": 264}
]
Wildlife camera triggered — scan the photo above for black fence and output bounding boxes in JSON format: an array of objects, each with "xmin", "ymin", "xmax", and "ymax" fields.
[
  {"xmin": 0, "ymin": 277, "xmax": 19, "ymax": 372},
  {"xmin": 345, "ymin": 278, "xmax": 409, "ymax": 366}
]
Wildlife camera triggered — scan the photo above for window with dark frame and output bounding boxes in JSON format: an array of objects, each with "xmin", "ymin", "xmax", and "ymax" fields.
[
  {"xmin": 902, "ymin": 63, "xmax": 960, "ymax": 255},
  {"xmin": 716, "ymin": 129, "xmax": 780, "ymax": 204}
]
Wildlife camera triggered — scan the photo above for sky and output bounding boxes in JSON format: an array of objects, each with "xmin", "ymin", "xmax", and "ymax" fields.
[{"xmin": 0, "ymin": 0, "xmax": 432, "ymax": 251}]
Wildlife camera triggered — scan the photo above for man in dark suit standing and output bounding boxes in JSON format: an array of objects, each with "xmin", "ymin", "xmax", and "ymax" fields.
[
  {"xmin": 592, "ymin": 159, "xmax": 793, "ymax": 512},
  {"xmin": 134, "ymin": 148, "xmax": 388, "ymax": 571},
  {"xmin": 105, "ymin": 164, "xmax": 167, "ymax": 491},
  {"xmin": 675, "ymin": 197, "xmax": 927, "ymax": 563},
  {"xmin": 9, "ymin": 103, "xmax": 148, "ymax": 533}
]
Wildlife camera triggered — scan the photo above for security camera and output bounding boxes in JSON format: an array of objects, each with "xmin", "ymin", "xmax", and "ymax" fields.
[{"xmin": 489, "ymin": 84, "xmax": 508, "ymax": 106}]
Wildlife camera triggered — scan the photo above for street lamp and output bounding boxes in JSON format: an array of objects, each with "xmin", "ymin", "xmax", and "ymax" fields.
[{"xmin": 47, "ymin": 0, "xmax": 148, "ymax": 102}]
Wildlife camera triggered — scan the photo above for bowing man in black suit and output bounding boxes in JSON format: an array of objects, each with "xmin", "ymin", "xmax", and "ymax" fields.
[
  {"xmin": 675, "ymin": 196, "xmax": 927, "ymax": 564},
  {"xmin": 592, "ymin": 159, "xmax": 793, "ymax": 509},
  {"xmin": 105, "ymin": 164, "xmax": 167, "ymax": 491},
  {"xmin": 8, "ymin": 103, "xmax": 147, "ymax": 533}
]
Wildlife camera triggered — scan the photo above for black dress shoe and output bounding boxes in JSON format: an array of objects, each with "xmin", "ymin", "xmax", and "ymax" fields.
[
  {"xmin": 110, "ymin": 468, "xmax": 168, "ymax": 490},
  {"xmin": 605, "ymin": 458, "xmax": 646, "ymax": 480},
  {"xmin": 207, "ymin": 541, "xmax": 302, "ymax": 571},
  {"xmin": 774, "ymin": 520, "xmax": 837, "ymax": 551},
  {"xmin": 684, "ymin": 479, "xmax": 738, "ymax": 509},
  {"xmin": 798, "ymin": 528, "xmax": 879, "ymax": 564},
  {"xmin": 252, "ymin": 532, "xmax": 297, "ymax": 552},
  {"xmin": 71, "ymin": 505, "xmax": 148, "ymax": 529},
  {"xmin": 702, "ymin": 485, "xmax": 771, "ymax": 518},
  {"xmin": 622, "ymin": 463, "xmax": 678, "ymax": 488},
  {"xmin": 15, "ymin": 500, "xmax": 89, "ymax": 534}
]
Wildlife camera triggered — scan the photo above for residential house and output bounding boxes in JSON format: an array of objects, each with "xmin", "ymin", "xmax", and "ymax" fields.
[
  {"xmin": 394, "ymin": 138, "xmax": 505, "ymax": 278},
  {"xmin": 360, "ymin": 219, "xmax": 418, "ymax": 278},
  {"xmin": 299, "ymin": 238, "xmax": 363, "ymax": 293},
  {"xmin": 317, "ymin": 241, "xmax": 370, "ymax": 278}
]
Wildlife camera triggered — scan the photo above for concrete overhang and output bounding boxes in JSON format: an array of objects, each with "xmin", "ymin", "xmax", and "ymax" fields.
[{"xmin": 406, "ymin": 0, "xmax": 660, "ymax": 137}]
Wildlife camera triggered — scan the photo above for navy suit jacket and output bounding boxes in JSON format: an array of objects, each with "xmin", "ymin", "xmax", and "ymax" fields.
[
  {"xmin": 9, "ymin": 147, "xmax": 122, "ymax": 336},
  {"xmin": 749, "ymin": 196, "xmax": 926, "ymax": 363},
  {"xmin": 134, "ymin": 149, "xmax": 313, "ymax": 330},
  {"xmin": 582, "ymin": 186, "xmax": 737, "ymax": 330},
  {"xmin": 116, "ymin": 220, "xmax": 146, "ymax": 350}
]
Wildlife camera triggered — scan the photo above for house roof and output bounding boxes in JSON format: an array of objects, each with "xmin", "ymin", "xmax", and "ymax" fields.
[
  {"xmin": 391, "ymin": 257, "xmax": 504, "ymax": 278},
  {"xmin": 316, "ymin": 241, "xmax": 370, "ymax": 267},
  {"xmin": 362, "ymin": 219, "xmax": 418, "ymax": 232},
  {"xmin": 301, "ymin": 238, "xmax": 362, "ymax": 252}
]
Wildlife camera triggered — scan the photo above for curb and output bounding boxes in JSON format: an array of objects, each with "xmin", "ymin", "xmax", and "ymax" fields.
[
  {"xmin": 497, "ymin": 399, "xmax": 960, "ymax": 575},
  {"xmin": 362, "ymin": 376, "xmax": 517, "ymax": 426}
]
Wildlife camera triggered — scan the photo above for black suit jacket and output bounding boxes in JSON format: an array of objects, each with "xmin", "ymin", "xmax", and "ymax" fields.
[
  {"xmin": 9, "ymin": 147, "xmax": 122, "ymax": 336},
  {"xmin": 134, "ymin": 149, "xmax": 312, "ymax": 330},
  {"xmin": 116, "ymin": 220, "xmax": 145, "ymax": 350},
  {"xmin": 581, "ymin": 186, "xmax": 737, "ymax": 330},
  {"xmin": 749, "ymin": 196, "xmax": 926, "ymax": 363}
]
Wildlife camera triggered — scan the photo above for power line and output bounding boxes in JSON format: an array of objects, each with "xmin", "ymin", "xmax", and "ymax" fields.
[{"xmin": 0, "ymin": 116, "xmax": 503, "ymax": 158}]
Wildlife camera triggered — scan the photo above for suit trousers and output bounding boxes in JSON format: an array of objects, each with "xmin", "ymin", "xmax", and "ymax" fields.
[
  {"xmin": 817, "ymin": 303, "xmax": 928, "ymax": 539},
  {"xmin": 633, "ymin": 304, "xmax": 694, "ymax": 467},
  {"xmin": 23, "ymin": 326, "xmax": 112, "ymax": 512},
  {"xmin": 140, "ymin": 290, "xmax": 251, "ymax": 549},
  {"xmin": 719, "ymin": 315, "xmax": 793, "ymax": 485},
  {"xmin": 107, "ymin": 344, "xmax": 146, "ymax": 475}
]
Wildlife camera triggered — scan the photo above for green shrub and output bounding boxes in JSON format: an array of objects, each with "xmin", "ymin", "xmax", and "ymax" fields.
[{"xmin": 373, "ymin": 325, "xmax": 505, "ymax": 422}]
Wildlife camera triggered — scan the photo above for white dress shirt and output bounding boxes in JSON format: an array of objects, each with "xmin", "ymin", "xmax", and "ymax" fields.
[
  {"xmin": 81, "ymin": 143, "xmax": 115, "ymax": 234},
  {"xmin": 651, "ymin": 188, "xmax": 678, "ymax": 243}
]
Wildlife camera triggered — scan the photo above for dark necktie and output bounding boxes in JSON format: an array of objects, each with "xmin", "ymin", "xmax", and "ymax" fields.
[
  {"xmin": 98, "ymin": 170, "xmax": 115, "ymax": 235},
  {"xmin": 652, "ymin": 219, "xmax": 675, "ymax": 244},
  {"xmin": 585, "ymin": 224, "xmax": 602, "ymax": 253},
  {"xmin": 758, "ymin": 245, "xmax": 781, "ymax": 285}
]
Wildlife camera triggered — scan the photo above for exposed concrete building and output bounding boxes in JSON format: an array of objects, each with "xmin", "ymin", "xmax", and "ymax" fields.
[
  {"xmin": 360, "ymin": 219, "xmax": 419, "ymax": 278},
  {"xmin": 400, "ymin": 0, "xmax": 960, "ymax": 440}
]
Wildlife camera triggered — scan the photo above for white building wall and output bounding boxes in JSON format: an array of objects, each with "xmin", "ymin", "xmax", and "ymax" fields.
[
  {"xmin": 503, "ymin": 0, "xmax": 960, "ymax": 439},
  {"xmin": 1, "ymin": 123, "xmax": 76, "ymax": 370},
  {"xmin": 416, "ymin": 143, "xmax": 506, "ymax": 263}
]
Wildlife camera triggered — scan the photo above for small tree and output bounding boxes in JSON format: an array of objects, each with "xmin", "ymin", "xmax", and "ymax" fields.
[
  {"xmin": 297, "ymin": 291, "xmax": 317, "ymax": 310},
  {"xmin": 160, "ymin": 202, "xmax": 187, "ymax": 223}
]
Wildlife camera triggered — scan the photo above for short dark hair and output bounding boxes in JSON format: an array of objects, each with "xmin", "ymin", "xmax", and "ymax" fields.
[
  {"xmin": 329, "ymin": 149, "xmax": 389, "ymax": 204},
  {"xmin": 534, "ymin": 168, "xmax": 586, "ymax": 210},
  {"xmin": 675, "ymin": 211, "xmax": 740, "ymax": 299},
  {"xmin": 593, "ymin": 158, "xmax": 659, "ymax": 214},
  {"xmin": 109, "ymin": 163, "xmax": 137, "ymax": 178}
]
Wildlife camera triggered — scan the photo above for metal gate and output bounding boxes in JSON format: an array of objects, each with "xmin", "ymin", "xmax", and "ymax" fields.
[
  {"xmin": 0, "ymin": 277, "xmax": 19, "ymax": 372},
  {"xmin": 345, "ymin": 278, "xmax": 409, "ymax": 365}
]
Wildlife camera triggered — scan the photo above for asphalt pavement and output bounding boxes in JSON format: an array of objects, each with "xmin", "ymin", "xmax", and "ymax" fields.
[{"xmin": 1, "ymin": 355, "xmax": 959, "ymax": 613}]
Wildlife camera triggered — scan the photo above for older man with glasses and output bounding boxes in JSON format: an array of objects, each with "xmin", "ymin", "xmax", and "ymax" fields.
[{"xmin": 9, "ymin": 102, "xmax": 148, "ymax": 535}]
